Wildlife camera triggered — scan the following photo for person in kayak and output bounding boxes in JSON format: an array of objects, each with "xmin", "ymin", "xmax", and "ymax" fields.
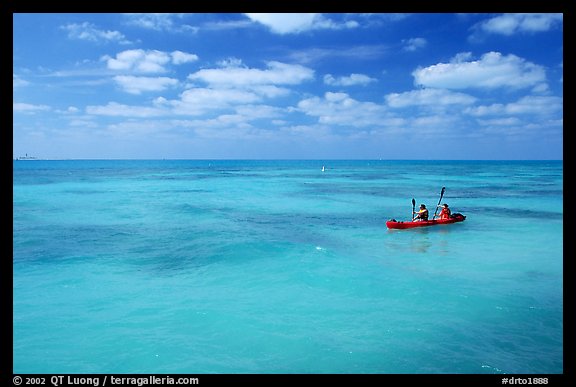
[
  {"xmin": 413, "ymin": 204, "xmax": 429, "ymax": 221},
  {"xmin": 437, "ymin": 203, "xmax": 451, "ymax": 219}
]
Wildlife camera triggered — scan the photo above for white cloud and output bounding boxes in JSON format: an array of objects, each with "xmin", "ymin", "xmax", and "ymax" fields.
[
  {"xmin": 410, "ymin": 115, "xmax": 460, "ymax": 135},
  {"xmin": 312, "ymin": 17, "xmax": 359, "ymax": 31},
  {"xmin": 247, "ymin": 85, "xmax": 291, "ymax": 98},
  {"xmin": 188, "ymin": 61, "xmax": 314, "ymax": 88},
  {"xmin": 475, "ymin": 13, "xmax": 563, "ymax": 36},
  {"xmin": 202, "ymin": 19, "xmax": 254, "ymax": 32},
  {"xmin": 180, "ymin": 88, "xmax": 260, "ymax": 105},
  {"xmin": 297, "ymin": 91, "xmax": 477, "ymax": 138},
  {"xmin": 465, "ymin": 96, "xmax": 563, "ymax": 117},
  {"xmin": 244, "ymin": 13, "xmax": 358, "ymax": 34},
  {"xmin": 477, "ymin": 117, "xmax": 523, "ymax": 126},
  {"xmin": 386, "ymin": 89, "xmax": 477, "ymax": 108},
  {"xmin": 170, "ymin": 50, "xmax": 199, "ymax": 65},
  {"xmin": 13, "ymin": 102, "xmax": 51, "ymax": 113},
  {"xmin": 465, "ymin": 104, "xmax": 505, "ymax": 116},
  {"xmin": 124, "ymin": 13, "xmax": 176, "ymax": 30},
  {"xmin": 298, "ymin": 92, "xmax": 391, "ymax": 127},
  {"xmin": 234, "ymin": 104, "xmax": 283, "ymax": 120},
  {"xmin": 507, "ymin": 96, "xmax": 563, "ymax": 115},
  {"xmin": 324, "ymin": 73, "xmax": 377, "ymax": 86},
  {"xmin": 216, "ymin": 57, "xmax": 244, "ymax": 68},
  {"xmin": 61, "ymin": 22, "xmax": 132, "ymax": 44},
  {"xmin": 88, "ymin": 65, "xmax": 296, "ymax": 119},
  {"xmin": 13, "ymin": 74, "xmax": 30, "ymax": 87},
  {"xmin": 402, "ymin": 37, "xmax": 427, "ymax": 52},
  {"xmin": 244, "ymin": 13, "xmax": 318, "ymax": 34},
  {"xmin": 163, "ymin": 104, "xmax": 286, "ymax": 140},
  {"xmin": 113, "ymin": 75, "xmax": 178, "ymax": 94},
  {"xmin": 123, "ymin": 13, "xmax": 197, "ymax": 33},
  {"xmin": 104, "ymin": 49, "xmax": 170, "ymax": 73},
  {"xmin": 152, "ymin": 61, "xmax": 309, "ymax": 117},
  {"xmin": 157, "ymin": 88, "xmax": 262, "ymax": 116},
  {"xmin": 103, "ymin": 49, "xmax": 198, "ymax": 74},
  {"xmin": 413, "ymin": 51, "xmax": 547, "ymax": 90}
]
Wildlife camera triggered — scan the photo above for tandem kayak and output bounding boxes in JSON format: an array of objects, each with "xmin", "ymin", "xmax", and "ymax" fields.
[{"xmin": 386, "ymin": 213, "xmax": 466, "ymax": 229}]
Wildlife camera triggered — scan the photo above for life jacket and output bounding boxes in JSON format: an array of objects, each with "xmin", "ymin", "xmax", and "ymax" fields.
[
  {"xmin": 439, "ymin": 207, "xmax": 451, "ymax": 219},
  {"xmin": 417, "ymin": 208, "xmax": 429, "ymax": 220}
]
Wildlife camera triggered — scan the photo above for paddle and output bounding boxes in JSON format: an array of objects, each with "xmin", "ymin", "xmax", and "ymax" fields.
[
  {"xmin": 411, "ymin": 198, "xmax": 416, "ymax": 221},
  {"xmin": 432, "ymin": 187, "xmax": 446, "ymax": 220}
]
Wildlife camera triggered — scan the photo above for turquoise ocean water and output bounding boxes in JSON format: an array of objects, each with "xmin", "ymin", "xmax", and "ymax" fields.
[{"xmin": 13, "ymin": 160, "xmax": 563, "ymax": 374}]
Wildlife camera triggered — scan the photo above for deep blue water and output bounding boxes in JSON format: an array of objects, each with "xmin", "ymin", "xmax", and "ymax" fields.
[{"xmin": 13, "ymin": 160, "xmax": 563, "ymax": 373}]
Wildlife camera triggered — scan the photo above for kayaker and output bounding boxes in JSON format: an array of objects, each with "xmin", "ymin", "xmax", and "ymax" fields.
[
  {"xmin": 413, "ymin": 204, "xmax": 429, "ymax": 221},
  {"xmin": 437, "ymin": 203, "xmax": 451, "ymax": 219}
]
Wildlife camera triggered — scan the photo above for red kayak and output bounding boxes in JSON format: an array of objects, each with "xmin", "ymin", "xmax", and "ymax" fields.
[{"xmin": 386, "ymin": 213, "xmax": 466, "ymax": 229}]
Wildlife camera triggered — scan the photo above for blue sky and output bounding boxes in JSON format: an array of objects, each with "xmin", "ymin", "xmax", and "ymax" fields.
[{"xmin": 13, "ymin": 13, "xmax": 563, "ymax": 159}]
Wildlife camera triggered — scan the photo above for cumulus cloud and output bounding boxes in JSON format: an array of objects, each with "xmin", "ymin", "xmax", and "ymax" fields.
[
  {"xmin": 234, "ymin": 104, "xmax": 283, "ymax": 120},
  {"xmin": 113, "ymin": 75, "xmax": 178, "ymax": 94},
  {"xmin": 244, "ymin": 13, "xmax": 358, "ymax": 34},
  {"xmin": 477, "ymin": 117, "xmax": 523, "ymax": 126},
  {"xmin": 104, "ymin": 49, "xmax": 170, "ymax": 73},
  {"xmin": 473, "ymin": 13, "xmax": 563, "ymax": 36},
  {"xmin": 132, "ymin": 61, "xmax": 315, "ymax": 117},
  {"xmin": 323, "ymin": 73, "xmax": 377, "ymax": 86},
  {"xmin": 386, "ymin": 88, "xmax": 477, "ymax": 108},
  {"xmin": 188, "ymin": 61, "xmax": 314, "ymax": 88},
  {"xmin": 103, "ymin": 49, "xmax": 198, "ymax": 73},
  {"xmin": 298, "ymin": 92, "xmax": 390, "ymax": 127},
  {"xmin": 465, "ymin": 95, "xmax": 563, "ymax": 117},
  {"xmin": 88, "ymin": 60, "xmax": 313, "ymax": 119},
  {"xmin": 171, "ymin": 50, "xmax": 199, "ymax": 65},
  {"xmin": 88, "ymin": 92, "xmax": 264, "ymax": 118},
  {"xmin": 159, "ymin": 88, "xmax": 262, "ymax": 116},
  {"xmin": 413, "ymin": 51, "xmax": 547, "ymax": 91},
  {"xmin": 180, "ymin": 88, "xmax": 260, "ymax": 105}
]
